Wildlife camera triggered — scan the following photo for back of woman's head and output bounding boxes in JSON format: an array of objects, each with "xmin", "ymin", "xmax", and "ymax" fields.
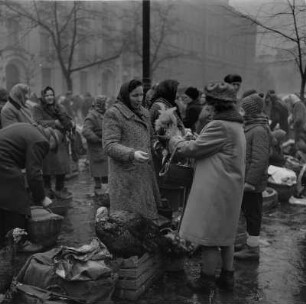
[
  {"xmin": 9, "ymin": 83, "xmax": 30, "ymax": 106},
  {"xmin": 152, "ymin": 79, "xmax": 179, "ymax": 106}
]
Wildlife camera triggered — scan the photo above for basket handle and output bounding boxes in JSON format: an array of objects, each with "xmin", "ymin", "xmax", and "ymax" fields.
[{"xmin": 159, "ymin": 145, "xmax": 179, "ymax": 177}]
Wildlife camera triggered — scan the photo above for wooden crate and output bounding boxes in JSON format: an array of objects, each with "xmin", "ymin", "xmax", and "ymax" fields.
[{"xmin": 115, "ymin": 253, "xmax": 163, "ymax": 300}]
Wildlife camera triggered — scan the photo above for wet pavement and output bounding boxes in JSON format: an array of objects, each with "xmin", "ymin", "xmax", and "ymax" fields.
[{"xmin": 60, "ymin": 165, "xmax": 306, "ymax": 304}]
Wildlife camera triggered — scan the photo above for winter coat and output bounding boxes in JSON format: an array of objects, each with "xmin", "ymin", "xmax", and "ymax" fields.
[
  {"xmin": 0, "ymin": 123, "xmax": 49, "ymax": 215},
  {"xmin": 32, "ymin": 103, "xmax": 70, "ymax": 175},
  {"xmin": 1, "ymin": 97, "xmax": 33, "ymax": 128},
  {"xmin": 171, "ymin": 116, "xmax": 246, "ymax": 246},
  {"xmin": 183, "ymin": 99, "xmax": 203, "ymax": 132},
  {"xmin": 244, "ymin": 119, "xmax": 271, "ymax": 193},
  {"xmin": 270, "ymin": 99, "xmax": 289, "ymax": 134},
  {"xmin": 292, "ymin": 101, "xmax": 306, "ymax": 134},
  {"xmin": 103, "ymin": 102, "xmax": 160, "ymax": 220},
  {"xmin": 82, "ymin": 109, "xmax": 108, "ymax": 178}
]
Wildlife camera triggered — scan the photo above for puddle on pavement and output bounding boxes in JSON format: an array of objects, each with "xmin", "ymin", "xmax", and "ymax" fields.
[{"xmin": 58, "ymin": 169, "xmax": 306, "ymax": 304}]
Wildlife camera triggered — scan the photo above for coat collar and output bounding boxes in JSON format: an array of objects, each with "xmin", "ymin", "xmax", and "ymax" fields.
[
  {"xmin": 114, "ymin": 102, "xmax": 149, "ymax": 128},
  {"xmin": 114, "ymin": 102, "xmax": 149, "ymax": 120}
]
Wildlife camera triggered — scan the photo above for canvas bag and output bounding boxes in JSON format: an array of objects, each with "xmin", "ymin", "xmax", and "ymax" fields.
[{"xmin": 13, "ymin": 242, "xmax": 118, "ymax": 304}]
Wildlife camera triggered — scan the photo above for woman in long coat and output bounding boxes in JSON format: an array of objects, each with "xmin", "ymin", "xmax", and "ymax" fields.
[
  {"xmin": 82, "ymin": 95, "xmax": 108, "ymax": 195},
  {"xmin": 32, "ymin": 86, "xmax": 73, "ymax": 200},
  {"xmin": 149, "ymin": 80, "xmax": 186, "ymax": 187},
  {"xmin": 103, "ymin": 79, "xmax": 160, "ymax": 220},
  {"xmin": 169, "ymin": 82, "xmax": 246, "ymax": 293}
]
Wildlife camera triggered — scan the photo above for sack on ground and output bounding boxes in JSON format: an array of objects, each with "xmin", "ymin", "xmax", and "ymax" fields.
[{"xmin": 12, "ymin": 239, "xmax": 118, "ymax": 304}]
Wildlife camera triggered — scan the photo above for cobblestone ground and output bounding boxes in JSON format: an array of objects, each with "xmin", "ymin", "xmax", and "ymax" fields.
[{"xmin": 60, "ymin": 168, "xmax": 306, "ymax": 304}]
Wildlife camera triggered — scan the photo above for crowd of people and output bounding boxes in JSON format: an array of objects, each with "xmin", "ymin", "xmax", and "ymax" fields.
[{"xmin": 0, "ymin": 73, "xmax": 306, "ymax": 294}]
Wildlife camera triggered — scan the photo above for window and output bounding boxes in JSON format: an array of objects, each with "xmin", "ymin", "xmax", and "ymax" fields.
[
  {"xmin": 7, "ymin": 18, "xmax": 19, "ymax": 46},
  {"xmin": 41, "ymin": 68, "xmax": 51, "ymax": 87},
  {"xmin": 80, "ymin": 71, "xmax": 88, "ymax": 93},
  {"xmin": 40, "ymin": 32, "xmax": 50, "ymax": 55}
]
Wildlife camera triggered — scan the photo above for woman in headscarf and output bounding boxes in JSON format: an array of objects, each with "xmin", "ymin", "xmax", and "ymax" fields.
[
  {"xmin": 82, "ymin": 95, "xmax": 108, "ymax": 196},
  {"xmin": 1, "ymin": 83, "xmax": 33, "ymax": 128},
  {"xmin": 149, "ymin": 80, "xmax": 186, "ymax": 186},
  {"xmin": 102, "ymin": 79, "xmax": 160, "ymax": 220},
  {"xmin": 32, "ymin": 86, "xmax": 73, "ymax": 200}
]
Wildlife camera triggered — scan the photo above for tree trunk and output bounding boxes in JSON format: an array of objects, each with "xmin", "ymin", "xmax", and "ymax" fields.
[
  {"xmin": 65, "ymin": 74, "xmax": 73, "ymax": 92},
  {"xmin": 300, "ymin": 76, "xmax": 306, "ymax": 102}
]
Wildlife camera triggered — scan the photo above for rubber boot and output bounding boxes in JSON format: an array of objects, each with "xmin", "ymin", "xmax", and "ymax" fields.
[
  {"xmin": 187, "ymin": 272, "xmax": 216, "ymax": 294},
  {"xmin": 234, "ymin": 244, "xmax": 259, "ymax": 261},
  {"xmin": 216, "ymin": 269, "xmax": 234, "ymax": 291}
]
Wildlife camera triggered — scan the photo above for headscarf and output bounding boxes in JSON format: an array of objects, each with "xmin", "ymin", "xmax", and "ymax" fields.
[
  {"xmin": 117, "ymin": 79, "xmax": 144, "ymax": 117},
  {"xmin": 151, "ymin": 79, "xmax": 179, "ymax": 107},
  {"xmin": 94, "ymin": 95, "xmax": 107, "ymax": 114},
  {"xmin": 41, "ymin": 86, "xmax": 55, "ymax": 105},
  {"xmin": 9, "ymin": 83, "xmax": 30, "ymax": 107}
]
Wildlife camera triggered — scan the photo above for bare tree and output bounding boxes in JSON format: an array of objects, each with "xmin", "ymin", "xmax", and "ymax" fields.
[
  {"xmin": 227, "ymin": 0, "xmax": 306, "ymax": 99},
  {"xmin": 0, "ymin": 0, "xmax": 127, "ymax": 91},
  {"xmin": 124, "ymin": 0, "xmax": 195, "ymax": 79}
]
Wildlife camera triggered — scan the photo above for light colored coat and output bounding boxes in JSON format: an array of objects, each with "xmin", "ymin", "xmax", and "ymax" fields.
[
  {"xmin": 1, "ymin": 98, "xmax": 33, "ymax": 128},
  {"xmin": 174, "ymin": 119, "xmax": 246, "ymax": 246},
  {"xmin": 103, "ymin": 102, "xmax": 160, "ymax": 220},
  {"xmin": 82, "ymin": 109, "xmax": 108, "ymax": 178}
]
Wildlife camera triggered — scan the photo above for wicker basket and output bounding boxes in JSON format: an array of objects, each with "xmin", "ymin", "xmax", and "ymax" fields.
[
  {"xmin": 27, "ymin": 206, "xmax": 64, "ymax": 248},
  {"xmin": 263, "ymin": 187, "xmax": 278, "ymax": 212},
  {"xmin": 267, "ymin": 179, "xmax": 295, "ymax": 203},
  {"xmin": 0, "ymin": 246, "xmax": 14, "ymax": 293}
]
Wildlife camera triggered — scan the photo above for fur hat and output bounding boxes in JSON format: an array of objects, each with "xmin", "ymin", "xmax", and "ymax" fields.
[
  {"xmin": 224, "ymin": 74, "xmax": 242, "ymax": 84},
  {"xmin": 272, "ymin": 129, "xmax": 286, "ymax": 144},
  {"xmin": 204, "ymin": 82, "xmax": 237, "ymax": 102},
  {"xmin": 241, "ymin": 94, "xmax": 264, "ymax": 116},
  {"xmin": 185, "ymin": 87, "xmax": 199, "ymax": 100}
]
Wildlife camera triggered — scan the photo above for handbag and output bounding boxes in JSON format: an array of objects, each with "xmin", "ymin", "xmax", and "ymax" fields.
[{"xmin": 159, "ymin": 145, "xmax": 194, "ymax": 187}]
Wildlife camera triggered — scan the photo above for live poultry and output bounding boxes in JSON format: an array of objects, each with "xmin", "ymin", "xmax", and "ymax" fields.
[
  {"xmin": 95, "ymin": 207, "xmax": 168, "ymax": 258},
  {"xmin": 0, "ymin": 228, "xmax": 27, "ymax": 293}
]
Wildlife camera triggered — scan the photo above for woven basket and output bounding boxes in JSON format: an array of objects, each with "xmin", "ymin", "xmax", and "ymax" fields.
[
  {"xmin": 267, "ymin": 179, "xmax": 295, "ymax": 203},
  {"xmin": 27, "ymin": 206, "xmax": 64, "ymax": 248},
  {"xmin": 0, "ymin": 246, "xmax": 14, "ymax": 293}
]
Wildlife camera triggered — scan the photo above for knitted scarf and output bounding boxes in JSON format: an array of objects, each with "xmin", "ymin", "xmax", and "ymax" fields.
[{"xmin": 243, "ymin": 114, "xmax": 269, "ymax": 127}]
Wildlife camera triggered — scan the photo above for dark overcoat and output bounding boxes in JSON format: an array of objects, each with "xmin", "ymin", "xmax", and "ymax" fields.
[
  {"xmin": 103, "ymin": 102, "xmax": 160, "ymax": 220},
  {"xmin": 32, "ymin": 103, "xmax": 70, "ymax": 175},
  {"xmin": 0, "ymin": 123, "xmax": 49, "ymax": 215},
  {"xmin": 82, "ymin": 109, "xmax": 108, "ymax": 178}
]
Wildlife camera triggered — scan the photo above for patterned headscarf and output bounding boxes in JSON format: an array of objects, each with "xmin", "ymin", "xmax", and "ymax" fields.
[
  {"xmin": 9, "ymin": 83, "xmax": 30, "ymax": 106},
  {"xmin": 94, "ymin": 95, "xmax": 107, "ymax": 114},
  {"xmin": 117, "ymin": 79, "xmax": 143, "ymax": 116}
]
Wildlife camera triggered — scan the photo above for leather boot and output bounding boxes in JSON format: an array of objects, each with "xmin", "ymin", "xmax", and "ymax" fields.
[
  {"xmin": 216, "ymin": 269, "xmax": 234, "ymax": 291},
  {"xmin": 187, "ymin": 273, "xmax": 216, "ymax": 294},
  {"xmin": 234, "ymin": 244, "xmax": 259, "ymax": 261},
  {"xmin": 54, "ymin": 189, "xmax": 72, "ymax": 200}
]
